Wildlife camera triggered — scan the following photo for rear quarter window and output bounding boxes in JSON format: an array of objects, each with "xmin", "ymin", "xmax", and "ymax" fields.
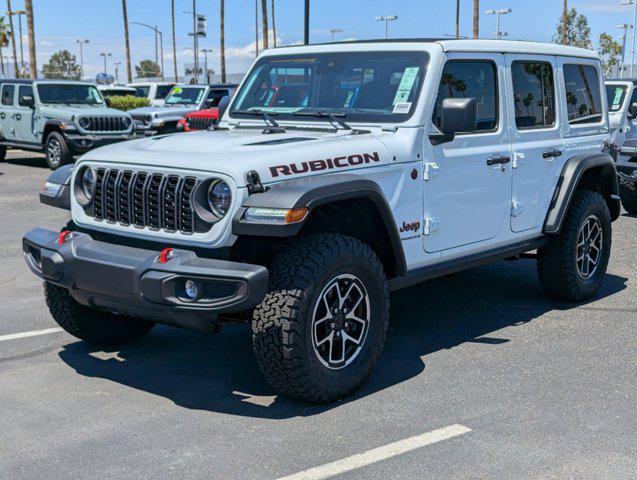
[{"xmin": 563, "ymin": 64, "xmax": 603, "ymax": 124}]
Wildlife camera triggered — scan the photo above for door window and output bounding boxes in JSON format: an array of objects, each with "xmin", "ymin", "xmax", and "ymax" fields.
[
  {"xmin": 563, "ymin": 64, "xmax": 602, "ymax": 124},
  {"xmin": 18, "ymin": 85, "xmax": 34, "ymax": 106},
  {"xmin": 433, "ymin": 60, "xmax": 498, "ymax": 132},
  {"xmin": 155, "ymin": 85, "xmax": 173, "ymax": 99},
  {"xmin": 1, "ymin": 84, "xmax": 15, "ymax": 106},
  {"xmin": 606, "ymin": 84, "xmax": 627, "ymax": 112},
  {"xmin": 511, "ymin": 61, "xmax": 555, "ymax": 129}
]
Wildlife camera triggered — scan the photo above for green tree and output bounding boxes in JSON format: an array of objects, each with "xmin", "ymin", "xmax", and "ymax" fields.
[
  {"xmin": 599, "ymin": 33, "xmax": 622, "ymax": 78},
  {"xmin": 552, "ymin": 8, "xmax": 592, "ymax": 49},
  {"xmin": 135, "ymin": 59, "xmax": 161, "ymax": 78},
  {"xmin": 0, "ymin": 16, "xmax": 10, "ymax": 76},
  {"xmin": 42, "ymin": 50, "xmax": 81, "ymax": 79}
]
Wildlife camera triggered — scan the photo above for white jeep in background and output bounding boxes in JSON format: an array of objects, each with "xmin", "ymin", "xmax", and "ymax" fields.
[
  {"xmin": 24, "ymin": 39, "xmax": 620, "ymax": 403},
  {"xmin": 127, "ymin": 82, "xmax": 179, "ymax": 107}
]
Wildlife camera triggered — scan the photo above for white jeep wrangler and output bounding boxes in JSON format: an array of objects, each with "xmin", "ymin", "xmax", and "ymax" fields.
[{"xmin": 24, "ymin": 40, "xmax": 620, "ymax": 402}]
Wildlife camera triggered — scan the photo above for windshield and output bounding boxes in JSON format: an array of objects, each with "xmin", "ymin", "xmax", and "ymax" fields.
[
  {"xmin": 165, "ymin": 86, "xmax": 206, "ymax": 105},
  {"xmin": 606, "ymin": 84, "xmax": 628, "ymax": 112},
  {"xmin": 230, "ymin": 51, "xmax": 429, "ymax": 123},
  {"xmin": 101, "ymin": 88, "xmax": 135, "ymax": 97},
  {"xmin": 37, "ymin": 84, "xmax": 104, "ymax": 105}
]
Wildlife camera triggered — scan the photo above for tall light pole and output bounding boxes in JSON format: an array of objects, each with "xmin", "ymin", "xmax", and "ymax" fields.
[
  {"xmin": 618, "ymin": 23, "xmax": 633, "ymax": 78},
  {"xmin": 201, "ymin": 48, "xmax": 212, "ymax": 83},
  {"xmin": 485, "ymin": 8, "xmax": 511, "ymax": 40},
  {"xmin": 329, "ymin": 28, "xmax": 343, "ymax": 42},
  {"xmin": 304, "ymin": 0, "xmax": 310, "ymax": 45},
  {"xmin": 100, "ymin": 52, "xmax": 112, "ymax": 75},
  {"xmin": 7, "ymin": 9, "xmax": 25, "ymax": 75},
  {"xmin": 75, "ymin": 39, "xmax": 89, "ymax": 80},
  {"xmin": 455, "ymin": 0, "xmax": 461, "ymax": 38},
  {"xmin": 621, "ymin": 0, "xmax": 637, "ymax": 77},
  {"xmin": 114, "ymin": 61, "xmax": 121, "ymax": 82},
  {"xmin": 131, "ymin": 22, "xmax": 164, "ymax": 80},
  {"xmin": 374, "ymin": 15, "xmax": 398, "ymax": 39}
]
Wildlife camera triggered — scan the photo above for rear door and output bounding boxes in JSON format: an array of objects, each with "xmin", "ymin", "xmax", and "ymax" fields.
[
  {"xmin": 0, "ymin": 83, "xmax": 17, "ymax": 141},
  {"xmin": 506, "ymin": 54, "xmax": 564, "ymax": 233},
  {"xmin": 15, "ymin": 84, "xmax": 38, "ymax": 144},
  {"xmin": 424, "ymin": 53, "xmax": 513, "ymax": 253}
]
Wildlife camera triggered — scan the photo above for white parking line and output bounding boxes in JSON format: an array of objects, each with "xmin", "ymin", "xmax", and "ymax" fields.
[
  {"xmin": 0, "ymin": 327, "xmax": 64, "ymax": 342},
  {"xmin": 276, "ymin": 423, "xmax": 472, "ymax": 480}
]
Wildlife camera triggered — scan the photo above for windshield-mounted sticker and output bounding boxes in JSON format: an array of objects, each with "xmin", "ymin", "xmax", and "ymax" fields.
[
  {"xmin": 393, "ymin": 66, "xmax": 420, "ymax": 105},
  {"xmin": 613, "ymin": 88, "xmax": 623, "ymax": 106},
  {"xmin": 393, "ymin": 102, "xmax": 412, "ymax": 114}
]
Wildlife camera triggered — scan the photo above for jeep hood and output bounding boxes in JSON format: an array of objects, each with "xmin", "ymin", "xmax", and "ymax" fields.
[
  {"xmin": 80, "ymin": 128, "xmax": 393, "ymax": 187},
  {"xmin": 129, "ymin": 105, "xmax": 197, "ymax": 118},
  {"xmin": 40, "ymin": 105, "xmax": 129, "ymax": 120}
]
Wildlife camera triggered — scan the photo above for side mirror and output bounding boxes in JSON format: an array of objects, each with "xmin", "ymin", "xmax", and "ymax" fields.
[
  {"xmin": 20, "ymin": 95, "xmax": 35, "ymax": 108},
  {"xmin": 628, "ymin": 102, "xmax": 637, "ymax": 118},
  {"xmin": 217, "ymin": 95, "xmax": 231, "ymax": 119},
  {"xmin": 430, "ymin": 97, "xmax": 478, "ymax": 145}
]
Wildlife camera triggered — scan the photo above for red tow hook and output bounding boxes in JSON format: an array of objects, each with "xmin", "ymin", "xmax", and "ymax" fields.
[
  {"xmin": 57, "ymin": 230, "xmax": 72, "ymax": 245},
  {"xmin": 158, "ymin": 248, "xmax": 174, "ymax": 264}
]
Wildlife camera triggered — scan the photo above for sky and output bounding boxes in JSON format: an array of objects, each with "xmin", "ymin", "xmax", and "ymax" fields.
[{"xmin": 4, "ymin": 0, "xmax": 637, "ymax": 81}]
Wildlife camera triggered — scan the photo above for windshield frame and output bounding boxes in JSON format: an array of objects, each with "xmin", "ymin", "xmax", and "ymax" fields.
[
  {"xmin": 35, "ymin": 83, "xmax": 105, "ymax": 105},
  {"xmin": 228, "ymin": 50, "xmax": 430, "ymax": 125},
  {"xmin": 164, "ymin": 86, "xmax": 207, "ymax": 106}
]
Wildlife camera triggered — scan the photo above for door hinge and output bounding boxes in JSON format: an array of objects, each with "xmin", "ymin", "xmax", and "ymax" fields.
[
  {"xmin": 511, "ymin": 201, "xmax": 525, "ymax": 217},
  {"xmin": 424, "ymin": 217, "xmax": 440, "ymax": 235},
  {"xmin": 423, "ymin": 162, "xmax": 439, "ymax": 181}
]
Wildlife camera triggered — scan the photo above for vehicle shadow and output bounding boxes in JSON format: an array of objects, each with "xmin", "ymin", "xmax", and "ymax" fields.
[
  {"xmin": 6, "ymin": 155, "xmax": 48, "ymax": 169},
  {"xmin": 58, "ymin": 259, "xmax": 627, "ymax": 418}
]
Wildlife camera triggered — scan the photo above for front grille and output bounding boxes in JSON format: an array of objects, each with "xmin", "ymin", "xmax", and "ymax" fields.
[
  {"xmin": 187, "ymin": 116, "xmax": 214, "ymax": 131},
  {"xmin": 86, "ymin": 168, "xmax": 210, "ymax": 234},
  {"xmin": 132, "ymin": 114, "xmax": 152, "ymax": 126},
  {"xmin": 81, "ymin": 116, "xmax": 129, "ymax": 132}
]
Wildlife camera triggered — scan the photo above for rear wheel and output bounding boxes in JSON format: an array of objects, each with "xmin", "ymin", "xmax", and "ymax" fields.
[
  {"xmin": 618, "ymin": 174, "xmax": 637, "ymax": 214},
  {"xmin": 537, "ymin": 190, "xmax": 612, "ymax": 301},
  {"xmin": 45, "ymin": 132, "xmax": 72, "ymax": 170},
  {"xmin": 0, "ymin": 145, "xmax": 6, "ymax": 161},
  {"xmin": 44, "ymin": 282, "xmax": 154, "ymax": 346},
  {"xmin": 252, "ymin": 234, "xmax": 389, "ymax": 403}
]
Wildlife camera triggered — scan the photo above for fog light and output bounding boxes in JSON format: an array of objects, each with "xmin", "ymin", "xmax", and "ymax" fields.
[{"xmin": 184, "ymin": 279, "xmax": 199, "ymax": 300}]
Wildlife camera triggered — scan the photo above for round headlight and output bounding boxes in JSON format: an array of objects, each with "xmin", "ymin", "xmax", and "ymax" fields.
[
  {"xmin": 122, "ymin": 117, "xmax": 132, "ymax": 128},
  {"xmin": 207, "ymin": 180, "xmax": 232, "ymax": 218},
  {"xmin": 81, "ymin": 168, "xmax": 96, "ymax": 199},
  {"xmin": 78, "ymin": 117, "xmax": 90, "ymax": 129}
]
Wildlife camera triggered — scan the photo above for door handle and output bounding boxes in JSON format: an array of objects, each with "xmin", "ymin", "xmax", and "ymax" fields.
[
  {"xmin": 0, "ymin": 112, "xmax": 5, "ymax": 119},
  {"xmin": 542, "ymin": 149, "xmax": 562, "ymax": 159},
  {"xmin": 486, "ymin": 155, "xmax": 511, "ymax": 166},
  {"xmin": 13, "ymin": 113, "xmax": 21, "ymax": 120}
]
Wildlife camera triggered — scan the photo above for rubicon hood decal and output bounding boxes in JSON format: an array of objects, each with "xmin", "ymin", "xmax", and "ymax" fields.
[{"xmin": 270, "ymin": 152, "xmax": 381, "ymax": 178}]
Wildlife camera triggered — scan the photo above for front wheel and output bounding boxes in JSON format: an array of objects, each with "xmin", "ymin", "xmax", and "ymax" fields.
[
  {"xmin": 252, "ymin": 234, "xmax": 389, "ymax": 403},
  {"xmin": 45, "ymin": 132, "xmax": 72, "ymax": 170},
  {"xmin": 0, "ymin": 145, "xmax": 6, "ymax": 162},
  {"xmin": 537, "ymin": 190, "xmax": 612, "ymax": 301}
]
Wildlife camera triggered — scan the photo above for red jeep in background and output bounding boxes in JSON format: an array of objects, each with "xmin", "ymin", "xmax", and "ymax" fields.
[{"xmin": 177, "ymin": 83, "xmax": 238, "ymax": 132}]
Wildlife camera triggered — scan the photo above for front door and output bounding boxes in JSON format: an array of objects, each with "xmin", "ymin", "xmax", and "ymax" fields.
[
  {"xmin": 506, "ymin": 54, "xmax": 564, "ymax": 233},
  {"xmin": 15, "ymin": 84, "xmax": 38, "ymax": 144},
  {"xmin": 423, "ymin": 53, "xmax": 512, "ymax": 253},
  {"xmin": 0, "ymin": 83, "xmax": 17, "ymax": 141}
]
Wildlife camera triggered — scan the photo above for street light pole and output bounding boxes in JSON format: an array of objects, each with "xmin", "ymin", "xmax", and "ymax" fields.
[
  {"xmin": 114, "ymin": 62, "xmax": 121, "ymax": 83},
  {"xmin": 75, "ymin": 39, "xmax": 89, "ymax": 80},
  {"xmin": 131, "ymin": 22, "xmax": 165, "ymax": 80},
  {"xmin": 329, "ymin": 28, "xmax": 343, "ymax": 42},
  {"xmin": 201, "ymin": 48, "xmax": 212, "ymax": 83},
  {"xmin": 304, "ymin": 0, "xmax": 310, "ymax": 45},
  {"xmin": 7, "ymin": 9, "xmax": 25, "ymax": 74},
  {"xmin": 100, "ymin": 52, "xmax": 112, "ymax": 75},
  {"xmin": 374, "ymin": 15, "xmax": 398, "ymax": 39},
  {"xmin": 618, "ymin": 24, "xmax": 633, "ymax": 78},
  {"xmin": 621, "ymin": 0, "xmax": 637, "ymax": 77},
  {"xmin": 485, "ymin": 8, "xmax": 511, "ymax": 40}
]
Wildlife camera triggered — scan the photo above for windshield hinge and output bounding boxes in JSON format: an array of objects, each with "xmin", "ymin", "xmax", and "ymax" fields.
[{"xmin": 246, "ymin": 170, "xmax": 265, "ymax": 194}]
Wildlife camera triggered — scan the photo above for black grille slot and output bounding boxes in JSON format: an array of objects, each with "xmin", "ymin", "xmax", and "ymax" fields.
[
  {"xmin": 188, "ymin": 117, "xmax": 214, "ymax": 131},
  {"xmin": 86, "ymin": 169, "xmax": 210, "ymax": 234},
  {"xmin": 132, "ymin": 114, "xmax": 151, "ymax": 126},
  {"xmin": 81, "ymin": 116, "xmax": 128, "ymax": 132}
]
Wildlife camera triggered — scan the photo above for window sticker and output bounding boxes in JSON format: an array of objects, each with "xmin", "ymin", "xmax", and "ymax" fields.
[
  {"xmin": 172, "ymin": 87, "xmax": 183, "ymax": 95},
  {"xmin": 613, "ymin": 87, "xmax": 623, "ymax": 107},
  {"xmin": 393, "ymin": 66, "xmax": 420, "ymax": 105},
  {"xmin": 393, "ymin": 101, "xmax": 412, "ymax": 114}
]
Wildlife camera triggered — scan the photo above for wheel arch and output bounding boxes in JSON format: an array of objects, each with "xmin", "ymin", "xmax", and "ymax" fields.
[
  {"xmin": 42, "ymin": 120, "xmax": 66, "ymax": 144},
  {"xmin": 232, "ymin": 174, "xmax": 407, "ymax": 278},
  {"xmin": 544, "ymin": 153, "xmax": 621, "ymax": 234}
]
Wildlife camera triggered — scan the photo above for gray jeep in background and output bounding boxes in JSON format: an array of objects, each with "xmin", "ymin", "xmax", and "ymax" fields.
[
  {"xmin": 0, "ymin": 80, "xmax": 135, "ymax": 169},
  {"xmin": 129, "ymin": 84, "xmax": 237, "ymax": 135}
]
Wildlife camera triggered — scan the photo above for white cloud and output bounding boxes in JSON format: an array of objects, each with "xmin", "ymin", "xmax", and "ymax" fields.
[
  {"xmin": 580, "ymin": 3, "xmax": 628, "ymax": 13},
  {"xmin": 40, "ymin": 39, "xmax": 54, "ymax": 47}
]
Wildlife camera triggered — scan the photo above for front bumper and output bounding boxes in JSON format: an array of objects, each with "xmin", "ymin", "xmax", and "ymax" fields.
[
  {"xmin": 65, "ymin": 133, "xmax": 137, "ymax": 152},
  {"xmin": 23, "ymin": 228, "xmax": 268, "ymax": 332}
]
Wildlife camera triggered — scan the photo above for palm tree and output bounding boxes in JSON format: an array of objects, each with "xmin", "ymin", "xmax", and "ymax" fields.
[
  {"xmin": 220, "ymin": 0, "xmax": 226, "ymax": 82},
  {"xmin": 122, "ymin": 0, "xmax": 132, "ymax": 82},
  {"xmin": 25, "ymin": 0, "xmax": 36, "ymax": 79},
  {"xmin": 171, "ymin": 0, "xmax": 178, "ymax": 81},
  {"xmin": 261, "ymin": 0, "xmax": 268, "ymax": 50},
  {"xmin": 0, "ymin": 16, "xmax": 10, "ymax": 76},
  {"xmin": 562, "ymin": 0, "xmax": 568, "ymax": 45},
  {"xmin": 473, "ymin": 0, "xmax": 479, "ymax": 39},
  {"xmin": 271, "ymin": 0, "xmax": 277, "ymax": 47},
  {"xmin": 6, "ymin": 0, "xmax": 18, "ymax": 77}
]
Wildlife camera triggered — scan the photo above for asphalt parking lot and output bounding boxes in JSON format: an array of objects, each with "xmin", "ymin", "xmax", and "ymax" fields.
[{"xmin": 0, "ymin": 149, "xmax": 635, "ymax": 480}]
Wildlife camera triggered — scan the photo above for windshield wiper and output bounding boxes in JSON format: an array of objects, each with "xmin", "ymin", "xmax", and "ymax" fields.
[
  {"xmin": 233, "ymin": 109, "xmax": 285, "ymax": 134},
  {"xmin": 293, "ymin": 110, "xmax": 369, "ymax": 134}
]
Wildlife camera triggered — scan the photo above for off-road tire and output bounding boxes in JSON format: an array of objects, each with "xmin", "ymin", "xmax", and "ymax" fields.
[
  {"xmin": 618, "ymin": 175, "xmax": 637, "ymax": 214},
  {"xmin": 537, "ymin": 190, "xmax": 612, "ymax": 301},
  {"xmin": 252, "ymin": 234, "xmax": 389, "ymax": 403},
  {"xmin": 45, "ymin": 132, "xmax": 72, "ymax": 170},
  {"xmin": 0, "ymin": 145, "xmax": 6, "ymax": 162},
  {"xmin": 44, "ymin": 282, "xmax": 154, "ymax": 346}
]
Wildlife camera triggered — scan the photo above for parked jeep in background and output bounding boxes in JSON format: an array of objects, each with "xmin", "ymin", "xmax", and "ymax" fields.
[
  {"xmin": 97, "ymin": 84, "xmax": 138, "ymax": 101},
  {"xmin": 24, "ymin": 40, "xmax": 620, "ymax": 403},
  {"xmin": 130, "ymin": 84, "xmax": 237, "ymax": 135},
  {"xmin": 127, "ymin": 82, "xmax": 178, "ymax": 107},
  {"xmin": 605, "ymin": 80, "xmax": 637, "ymax": 213},
  {"xmin": 176, "ymin": 84, "xmax": 237, "ymax": 132},
  {"xmin": 0, "ymin": 80, "xmax": 135, "ymax": 169}
]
